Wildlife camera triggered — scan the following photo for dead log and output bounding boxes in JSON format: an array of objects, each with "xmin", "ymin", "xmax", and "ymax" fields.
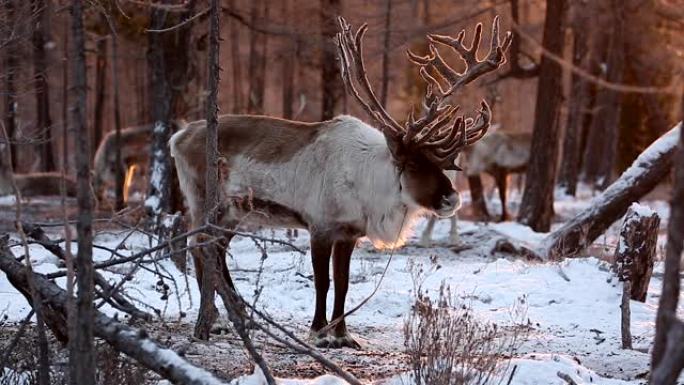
[
  {"xmin": 614, "ymin": 204, "xmax": 660, "ymax": 302},
  {"xmin": 544, "ymin": 124, "xmax": 680, "ymax": 260},
  {"xmin": 22, "ymin": 223, "xmax": 152, "ymax": 321},
  {"xmin": 650, "ymin": 315, "xmax": 684, "ymax": 385},
  {"xmin": 0, "ymin": 236, "xmax": 231, "ymax": 385},
  {"xmin": 0, "ymin": 173, "xmax": 77, "ymax": 197}
]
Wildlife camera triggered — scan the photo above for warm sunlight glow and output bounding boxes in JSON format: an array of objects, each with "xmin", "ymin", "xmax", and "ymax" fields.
[{"xmin": 123, "ymin": 164, "xmax": 138, "ymax": 203}]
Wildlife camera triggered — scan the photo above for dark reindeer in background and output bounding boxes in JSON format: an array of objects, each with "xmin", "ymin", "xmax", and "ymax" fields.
[{"xmin": 170, "ymin": 16, "xmax": 511, "ymax": 348}]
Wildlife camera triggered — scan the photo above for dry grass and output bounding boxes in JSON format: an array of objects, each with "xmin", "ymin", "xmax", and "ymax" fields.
[{"xmin": 403, "ymin": 259, "xmax": 524, "ymax": 385}]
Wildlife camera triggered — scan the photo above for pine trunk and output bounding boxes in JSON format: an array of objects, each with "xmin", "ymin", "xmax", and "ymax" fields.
[
  {"xmin": 69, "ymin": 0, "xmax": 96, "ymax": 383},
  {"xmin": 247, "ymin": 0, "xmax": 267, "ymax": 114},
  {"xmin": 195, "ymin": 0, "xmax": 221, "ymax": 341},
  {"xmin": 320, "ymin": 0, "xmax": 342, "ymax": 120},
  {"xmin": 517, "ymin": 0, "xmax": 566, "ymax": 232},
  {"xmin": 229, "ymin": 0, "xmax": 243, "ymax": 114},
  {"xmin": 92, "ymin": 35, "xmax": 107, "ymax": 164},
  {"xmin": 31, "ymin": 0, "xmax": 56, "ymax": 172},
  {"xmin": 2, "ymin": 0, "xmax": 18, "ymax": 169}
]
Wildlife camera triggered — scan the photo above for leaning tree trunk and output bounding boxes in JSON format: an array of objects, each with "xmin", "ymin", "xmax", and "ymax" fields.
[
  {"xmin": 320, "ymin": 0, "xmax": 342, "ymax": 120},
  {"xmin": 544, "ymin": 124, "xmax": 681, "ymax": 260},
  {"xmin": 650, "ymin": 94, "xmax": 684, "ymax": 379},
  {"xmin": 69, "ymin": 0, "xmax": 96, "ymax": 383},
  {"xmin": 195, "ymin": 0, "xmax": 221, "ymax": 341},
  {"xmin": 517, "ymin": 0, "xmax": 566, "ymax": 232},
  {"xmin": 2, "ymin": 0, "xmax": 19, "ymax": 169},
  {"xmin": 31, "ymin": 0, "xmax": 56, "ymax": 172}
]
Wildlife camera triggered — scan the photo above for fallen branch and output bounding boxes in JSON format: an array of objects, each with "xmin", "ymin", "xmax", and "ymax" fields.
[
  {"xmin": 544, "ymin": 124, "xmax": 680, "ymax": 260},
  {"xmin": 21, "ymin": 223, "xmax": 152, "ymax": 321},
  {"xmin": 0, "ymin": 236, "xmax": 231, "ymax": 385}
]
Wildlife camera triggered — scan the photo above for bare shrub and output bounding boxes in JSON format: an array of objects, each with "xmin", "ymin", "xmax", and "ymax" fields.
[
  {"xmin": 97, "ymin": 343, "xmax": 151, "ymax": 385},
  {"xmin": 403, "ymin": 264, "xmax": 523, "ymax": 385}
]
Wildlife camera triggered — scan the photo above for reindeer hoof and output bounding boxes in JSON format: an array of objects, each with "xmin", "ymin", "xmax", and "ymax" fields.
[{"xmin": 310, "ymin": 330, "xmax": 362, "ymax": 349}]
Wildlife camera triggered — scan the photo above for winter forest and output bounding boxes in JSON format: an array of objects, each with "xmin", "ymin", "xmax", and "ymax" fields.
[{"xmin": 0, "ymin": 0, "xmax": 683, "ymax": 384}]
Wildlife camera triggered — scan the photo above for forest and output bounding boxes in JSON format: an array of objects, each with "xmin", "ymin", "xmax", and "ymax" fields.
[{"xmin": 0, "ymin": 0, "xmax": 683, "ymax": 384}]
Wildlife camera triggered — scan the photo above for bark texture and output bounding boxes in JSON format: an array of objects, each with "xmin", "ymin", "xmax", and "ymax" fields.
[
  {"xmin": 320, "ymin": 0, "xmax": 342, "ymax": 120},
  {"xmin": 69, "ymin": 0, "xmax": 96, "ymax": 383},
  {"xmin": 31, "ymin": 0, "xmax": 56, "ymax": 172},
  {"xmin": 613, "ymin": 205, "xmax": 660, "ymax": 302},
  {"xmin": 517, "ymin": 0, "xmax": 566, "ymax": 232}
]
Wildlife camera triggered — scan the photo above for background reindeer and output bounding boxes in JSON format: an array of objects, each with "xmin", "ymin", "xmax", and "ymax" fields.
[
  {"xmin": 420, "ymin": 130, "xmax": 531, "ymax": 245},
  {"xmin": 171, "ymin": 17, "xmax": 510, "ymax": 348}
]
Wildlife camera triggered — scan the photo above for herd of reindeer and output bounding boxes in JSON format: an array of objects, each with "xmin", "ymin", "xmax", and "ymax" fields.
[{"xmin": 7, "ymin": 17, "xmax": 535, "ymax": 347}]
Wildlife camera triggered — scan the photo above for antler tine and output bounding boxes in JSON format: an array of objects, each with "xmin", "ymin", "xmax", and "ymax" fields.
[
  {"xmin": 464, "ymin": 101, "xmax": 492, "ymax": 145},
  {"xmin": 427, "ymin": 16, "xmax": 512, "ymax": 97},
  {"xmin": 336, "ymin": 17, "xmax": 404, "ymax": 137}
]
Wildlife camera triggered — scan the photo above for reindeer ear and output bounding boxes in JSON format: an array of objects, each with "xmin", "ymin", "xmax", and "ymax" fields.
[{"xmin": 383, "ymin": 132, "xmax": 407, "ymax": 163}]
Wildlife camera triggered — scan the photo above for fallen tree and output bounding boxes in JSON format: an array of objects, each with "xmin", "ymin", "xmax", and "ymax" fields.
[
  {"xmin": 0, "ymin": 235, "xmax": 230, "ymax": 385},
  {"xmin": 543, "ymin": 123, "xmax": 680, "ymax": 260}
]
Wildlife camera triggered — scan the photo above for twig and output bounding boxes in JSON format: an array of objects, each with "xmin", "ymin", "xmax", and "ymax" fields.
[
  {"xmin": 146, "ymin": 7, "xmax": 208, "ymax": 32},
  {"xmin": 557, "ymin": 371, "xmax": 578, "ymax": 385}
]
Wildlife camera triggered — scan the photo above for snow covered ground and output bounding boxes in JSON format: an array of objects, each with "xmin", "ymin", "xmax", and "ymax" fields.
[{"xmin": 0, "ymin": 192, "xmax": 682, "ymax": 384}]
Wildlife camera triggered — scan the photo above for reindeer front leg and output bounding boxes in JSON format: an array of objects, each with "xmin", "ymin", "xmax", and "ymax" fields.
[
  {"xmin": 328, "ymin": 239, "xmax": 361, "ymax": 349},
  {"xmin": 309, "ymin": 236, "xmax": 333, "ymax": 344}
]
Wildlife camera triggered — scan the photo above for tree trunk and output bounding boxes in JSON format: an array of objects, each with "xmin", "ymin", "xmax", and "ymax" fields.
[
  {"xmin": 146, "ymin": 3, "xmax": 173, "ymax": 217},
  {"xmin": 31, "ymin": 0, "xmax": 56, "ymax": 172},
  {"xmin": 613, "ymin": 204, "xmax": 659, "ymax": 302},
  {"xmin": 92, "ymin": 35, "xmax": 107, "ymax": 165},
  {"xmin": 247, "ymin": 0, "xmax": 267, "ymax": 115},
  {"xmin": 582, "ymin": 2, "xmax": 625, "ymax": 189},
  {"xmin": 281, "ymin": 0, "xmax": 295, "ymax": 119},
  {"xmin": 380, "ymin": 0, "xmax": 392, "ymax": 107},
  {"xmin": 229, "ymin": 0, "xmax": 243, "ymax": 114},
  {"xmin": 69, "ymin": 0, "xmax": 96, "ymax": 383},
  {"xmin": 0, "ymin": 242, "xmax": 232, "ymax": 385},
  {"xmin": 111, "ymin": 34, "xmax": 124, "ymax": 211},
  {"xmin": 651, "ymin": 95, "xmax": 684, "ymax": 374},
  {"xmin": 544, "ymin": 124, "xmax": 680, "ymax": 260},
  {"xmin": 320, "ymin": 0, "xmax": 342, "ymax": 120},
  {"xmin": 195, "ymin": 0, "xmax": 221, "ymax": 341},
  {"xmin": 517, "ymin": 0, "xmax": 566, "ymax": 232},
  {"xmin": 557, "ymin": 6, "xmax": 591, "ymax": 196},
  {"xmin": 2, "ymin": 0, "xmax": 18, "ymax": 169}
]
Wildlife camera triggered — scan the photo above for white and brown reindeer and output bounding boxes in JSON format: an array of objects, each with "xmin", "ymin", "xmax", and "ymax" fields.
[
  {"xmin": 170, "ymin": 17, "xmax": 511, "ymax": 348},
  {"xmin": 420, "ymin": 130, "xmax": 531, "ymax": 245}
]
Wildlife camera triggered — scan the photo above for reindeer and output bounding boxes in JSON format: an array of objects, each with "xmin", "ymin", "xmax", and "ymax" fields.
[
  {"xmin": 170, "ymin": 17, "xmax": 511, "ymax": 348},
  {"xmin": 93, "ymin": 122, "xmax": 184, "ymax": 204},
  {"xmin": 420, "ymin": 130, "xmax": 531, "ymax": 245}
]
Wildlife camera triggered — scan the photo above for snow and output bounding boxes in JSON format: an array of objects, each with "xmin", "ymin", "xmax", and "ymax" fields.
[{"xmin": 1, "ymin": 196, "xmax": 682, "ymax": 383}]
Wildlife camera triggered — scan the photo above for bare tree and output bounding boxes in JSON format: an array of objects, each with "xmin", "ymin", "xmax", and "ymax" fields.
[
  {"xmin": 111, "ymin": 33, "xmax": 124, "ymax": 210},
  {"xmin": 582, "ymin": 0, "xmax": 626, "ymax": 189},
  {"xmin": 69, "ymin": 0, "xmax": 96, "ymax": 383},
  {"xmin": 380, "ymin": 0, "xmax": 392, "ymax": 107},
  {"xmin": 229, "ymin": 0, "xmax": 243, "ymax": 114},
  {"xmin": 517, "ymin": 0, "xmax": 567, "ymax": 232},
  {"xmin": 195, "ymin": 0, "xmax": 221, "ymax": 341},
  {"xmin": 557, "ymin": 2, "xmax": 593, "ymax": 196},
  {"xmin": 92, "ymin": 32, "xmax": 107, "ymax": 163},
  {"xmin": 31, "ymin": 0, "xmax": 56, "ymax": 172},
  {"xmin": 281, "ymin": 0, "xmax": 296, "ymax": 119},
  {"xmin": 247, "ymin": 0, "xmax": 268, "ymax": 114},
  {"xmin": 2, "ymin": 0, "xmax": 19, "ymax": 168},
  {"xmin": 320, "ymin": 0, "xmax": 342, "ymax": 120}
]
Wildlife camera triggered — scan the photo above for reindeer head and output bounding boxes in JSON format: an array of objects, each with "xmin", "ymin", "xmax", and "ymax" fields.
[{"xmin": 336, "ymin": 16, "xmax": 511, "ymax": 217}]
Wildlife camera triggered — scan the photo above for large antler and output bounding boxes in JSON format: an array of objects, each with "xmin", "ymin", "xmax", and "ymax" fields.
[{"xmin": 336, "ymin": 16, "xmax": 512, "ymax": 170}]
